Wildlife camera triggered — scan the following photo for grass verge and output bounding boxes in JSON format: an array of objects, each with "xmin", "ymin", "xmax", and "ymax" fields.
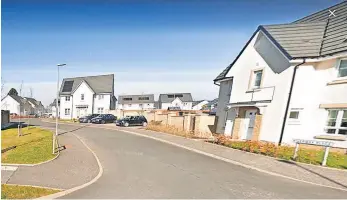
[
  {"xmin": 1, "ymin": 184, "xmax": 61, "ymax": 199},
  {"xmin": 1, "ymin": 127, "xmax": 56, "ymax": 164},
  {"xmin": 213, "ymin": 135, "xmax": 347, "ymax": 169}
]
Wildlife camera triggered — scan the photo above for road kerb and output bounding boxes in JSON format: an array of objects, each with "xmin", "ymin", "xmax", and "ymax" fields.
[
  {"xmin": 117, "ymin": 128, "xmax": 347, "ymax": 193},
  {"xmin": 39, "ymin": 120, "xmax": 347, "ymax": 192},
  {"xmin": 36, "ymin": 132, "xmax": 103, "ymax": 199}
]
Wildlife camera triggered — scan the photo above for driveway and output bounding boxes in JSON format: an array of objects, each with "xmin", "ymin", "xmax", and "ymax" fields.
[{"xmin": 32, "ymin": 119, "xmax": 347, "ymax": 198}]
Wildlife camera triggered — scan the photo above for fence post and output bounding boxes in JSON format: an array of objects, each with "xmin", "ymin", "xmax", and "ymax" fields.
[{"xmin": 322, "ymin": 146, "xmax": 330, "ymax": 166}]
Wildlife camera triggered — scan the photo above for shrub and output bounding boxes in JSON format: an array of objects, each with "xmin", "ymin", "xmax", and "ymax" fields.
[{"xmin": 146, "ymin": 123, "xmax": 192, "ymax": 138}]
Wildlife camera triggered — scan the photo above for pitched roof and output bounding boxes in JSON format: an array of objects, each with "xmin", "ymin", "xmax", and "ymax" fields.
[
  {"xmin": 214, "ymin": 1, "xmax": 347, "ymax": 81},
  {"xmin": 192, "ymin": 100, "xmax": 205, "ymax": 107},
  {"xmin": 206, "ymin": 98, "xmax": 218, "ymax": 107},
  {"xmin": 261, "ymin": 22, "xmax": 327, "ymax": 58},
  {"xmin": 9, "ymin": 95, "xmax": 26, "ymax": 105},
  {"xmin": 159, "ymin": 93, "xmax": 193, "ymax": 103},
  {"xmin": 294, "ymin": 1, "xmax": 347, "ymax": 56},
  {"xmin": 49, "ymin": 99, "xmax": 60, "ymax": 107},
  {"xmin": 24, "ymin": 97, "xmax": 40, "ymax": 107},
  {"xmin": 60, "ymin": 74, "xmax": 114, "ymax": 95},
  {"xmin": 118, "ymin": 94, "xmax": 155, "ymax": 104}
]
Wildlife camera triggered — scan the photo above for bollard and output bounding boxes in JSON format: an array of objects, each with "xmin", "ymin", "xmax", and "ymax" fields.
[{"xmin": 322, "ymin": 146, "xmax": 330, "ymax": 166}]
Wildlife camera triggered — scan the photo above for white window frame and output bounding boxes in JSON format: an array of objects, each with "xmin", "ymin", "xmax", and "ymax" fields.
[
  {"xmin": 249, "ymin": 69, "xmax": 264, "ymax": 90},
  {"xmin": 337, "ymin": 59, "xmax": 347, "ymax": 79},
  {"xmin": 98, "ymin": 95, "xmax": 104, "ymax": 100},
  {"xmin": 325, "ymin": 109, "xmax": 347, "ymax": 135},
  {"xmin": 65, "ymin": 108, "xmax": 70, "ymax": 115},
  {"xmin": 253, "ymin": 70, "xmax": 263, "ymax": 88},
  {"xmin": 81, "ymin": 94, "xmax": 84, "ymax": 101},
  {"xmin": 65, "ymin": 96, "xmax": 70, "ymax": 101},
  {"xmin": 97, "ymin": 107, "xmax": 104, "ymax": 114}
]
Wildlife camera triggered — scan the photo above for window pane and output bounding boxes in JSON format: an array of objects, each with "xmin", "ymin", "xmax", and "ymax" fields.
[
  {"xmin": 338, "ymin": 60, "xmax": 347, "ymax": 77},
  {"xmin": 254, "ymin": 71, "xmax": 262, "ymax": 87},
  {"xmin": 324, "ymin": 128, "xmax": 336, "ymax": 134},
  {"xmin": 326, "ymin": 119, "xmax": 336, "ymax": 126},
  {"xmin": 338, "ymin": 129, "xmax": 347, "ymax": 135},
  {"xmin": 328, "ymin": 110, "xmax": 338, "ymax": 118},
  {"xmin": 289, "ymin": 111, "xmax": 299, "ymax": 119},
  {"xmin": 341, "ymin": 119, "xmax": 347, "ymax": 127}
]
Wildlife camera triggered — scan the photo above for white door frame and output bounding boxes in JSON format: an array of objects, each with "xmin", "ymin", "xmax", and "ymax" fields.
[{"xmin": 243, "ymin": 109, "xmax": 257, "ymax": 140}]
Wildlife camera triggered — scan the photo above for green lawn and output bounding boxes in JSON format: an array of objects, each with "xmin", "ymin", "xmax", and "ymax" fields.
[
  {"xmin": 1, "ymin": 127, "xmax": 57, "ymax": 164},
  {"xmin": 1, "ymin": 184, "xmax": 60, "ymax": 199}
]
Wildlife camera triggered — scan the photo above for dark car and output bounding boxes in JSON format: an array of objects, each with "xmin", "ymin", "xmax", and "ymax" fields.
[
  {"xmin": 91, "ymin": 114, "xmax": 117, "ymax": 124},
  {"xmin": 116, "ymin": 115, "xmax": 147, "ymax": 127},
  {"xmin": 79, "ymin": 114, "xmax": 100, "ymax": 123}
]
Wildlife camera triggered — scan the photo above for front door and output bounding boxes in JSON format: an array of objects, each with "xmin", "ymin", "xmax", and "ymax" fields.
[
  {"xmin": 77, "ymin": 108, "xmax": 87, "ymax": 118},
  {"xmin": 245, "ymin": 110, "xmax": 257, "ymax": 140}
]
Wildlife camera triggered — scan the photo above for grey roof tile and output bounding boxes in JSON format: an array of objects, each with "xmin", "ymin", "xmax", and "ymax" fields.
[
  {"xmin": 9, "ymin": 95, "xmax": 25, "ymax": 105},
  {"xmin": 214, "ymin": 1, "xmax": 347, "ymax": 81},
  {"xmin": 262, "ymin": 22, "xmax": 327, "ymax": 58},
  {"xmin": 60, "ymin": 74, "xmax": 114, "ymax": 95}
]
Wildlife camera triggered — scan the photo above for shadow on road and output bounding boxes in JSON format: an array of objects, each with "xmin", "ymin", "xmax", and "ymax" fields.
[
  {"xmin": 57, "ymin": 125, "xmax": 90, "ymax": 136},
  {"xmin": 277, "ymin": 159, "xmax": 347, "ymax": 189}
]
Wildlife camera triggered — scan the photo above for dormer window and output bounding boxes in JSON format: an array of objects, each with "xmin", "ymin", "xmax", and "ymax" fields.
[{"xmin": 338, "ymin": 60, "xmax": 347, "ymax": 78}]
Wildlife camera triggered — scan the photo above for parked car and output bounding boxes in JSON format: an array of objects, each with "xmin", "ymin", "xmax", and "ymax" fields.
[
  {"xmin": 91, "ymin": 114, "xmax": 117, "ymax": 124},
  {"xmin": 79, "ymin": 114, "xmax": 100, "ymax": 123},
  {"xmin": 116, "ymin": 116, "xmax": 147, "ymax": 127}
]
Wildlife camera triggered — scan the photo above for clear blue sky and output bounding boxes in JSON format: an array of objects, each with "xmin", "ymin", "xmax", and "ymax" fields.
[{"xmin": 1, "ymin": 0, "xmax": 342, "ymax": 105}]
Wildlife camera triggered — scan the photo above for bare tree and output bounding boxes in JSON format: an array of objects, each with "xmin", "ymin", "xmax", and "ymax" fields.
[
  {"xmin": 29, "ymin": 87, "xmax": 33, "ymax": 98},
  {"xmin": 27, "ymin": 87, "xmax": 33, "ymax": 129},
  {"xmin": 1, "ymin": 77, "xmax": 5, "ymax": 98}
]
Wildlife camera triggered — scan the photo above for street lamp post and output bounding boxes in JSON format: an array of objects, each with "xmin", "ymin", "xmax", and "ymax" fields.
[{"xmin": 53, "ymin": 64, "xmax": 66, "ymax": 154}]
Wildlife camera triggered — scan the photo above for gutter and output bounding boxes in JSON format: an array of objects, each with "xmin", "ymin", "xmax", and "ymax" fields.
[{"xmin": 278, "ymin": 59, "xmax": 306, "ymax": 146}]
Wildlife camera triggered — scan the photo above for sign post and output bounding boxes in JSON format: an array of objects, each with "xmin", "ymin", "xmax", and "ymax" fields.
[
  {"xmin": 293, "ymin": 143, "xmax": 299, "ymax": 160},
  {"xmin": 322, "ymin": 146, "xmax": 330, "ymax": 166},
  {"xmin": 293, "ymin": 139, "xmax": 334, "ymax": 166}
]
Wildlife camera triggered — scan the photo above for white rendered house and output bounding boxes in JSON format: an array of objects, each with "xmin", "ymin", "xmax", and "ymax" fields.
[
  {"xmin": 1, "ymin": 95, "xmax": 34, "ymax": 115},
  {"xmin": 192, "ymin": 100, "xmax": 209, "ymax": 110},
  {"xmin": 118, "ymin": 94, "xmax": 155, "ymax": 110},
  {"xmin": 158, "ymin": 93, "xmax": 193, "ymax": 110},
  {"xmin": 214, "ymin": 2, "xmax": 347, "ymax": 148},
  {"xmin": 59, "ymin": 74, "xmax": 116, "ymax": 119}
]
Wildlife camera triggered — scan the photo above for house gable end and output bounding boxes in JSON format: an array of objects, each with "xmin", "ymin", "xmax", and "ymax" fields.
[
  {"xmin": 254, "ymin": 30, "xmax": 291, "ymax": 73},
  {"xmin": 71, "ymin": 80, "xmax": 95, "ymax": 95}
]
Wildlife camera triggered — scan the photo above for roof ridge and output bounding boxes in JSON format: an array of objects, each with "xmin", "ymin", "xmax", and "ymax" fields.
[
  {"xmin": 159, "ymin": 93, "xmax": 192, "ymax": 95},
  {"xmin": 62, "ymin": 74, "xmax": 114, "ymax": 80},
  {"xmin": 119, "ymin": 94, "xmax": 154, "ymax": 96},
  {"xmin": 293, "ymin": 1, "xmax": 347, "ymax": 23},
  {"xmin": 263, "ymin": 21, "xmax": 326, "ymax": 27}
]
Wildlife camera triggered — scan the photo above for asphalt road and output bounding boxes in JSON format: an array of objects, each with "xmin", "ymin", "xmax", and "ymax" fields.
[{"xmin": 32, "ymin": 119, "xmax": 347, "ymax": 199}]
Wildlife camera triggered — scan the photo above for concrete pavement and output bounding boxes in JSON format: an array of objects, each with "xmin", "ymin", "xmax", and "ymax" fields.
[
  {"xmin": 31, "ymin": 119, "xmax": 347, "ymax": 198},
  {"xmin": 2, "ymin": 125, "xmax": 99, "ymax": 189}
]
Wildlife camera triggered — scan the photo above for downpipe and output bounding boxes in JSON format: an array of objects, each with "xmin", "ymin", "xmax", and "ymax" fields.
[{"xmin": 278, "ymin": 59, "xmax": 306, "ymax": 146}]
